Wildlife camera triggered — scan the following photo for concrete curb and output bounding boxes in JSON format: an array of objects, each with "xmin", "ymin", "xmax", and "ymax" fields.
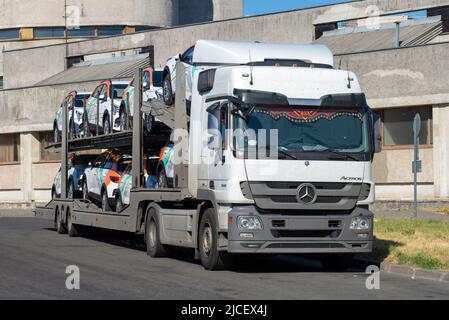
[
  {"xmin": 381, "ymin": 262, "xmax": 449, "ymax": 282},
  {"xmin": 356, "ymin": 258, "xmax": 449, "ymax": 283}
]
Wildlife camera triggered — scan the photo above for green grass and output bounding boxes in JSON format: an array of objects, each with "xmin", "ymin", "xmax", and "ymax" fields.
[{"xmin": 370, "ymin": 217, "xmax": 449, "ymax": 270}]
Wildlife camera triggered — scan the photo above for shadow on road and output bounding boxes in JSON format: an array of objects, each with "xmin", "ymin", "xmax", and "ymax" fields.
[{"xmin": 44, "ymin": 225, "xmax": 371, "ymax": 274}]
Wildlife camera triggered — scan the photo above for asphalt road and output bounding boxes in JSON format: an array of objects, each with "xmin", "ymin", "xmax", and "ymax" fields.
[{"xmin": 0, "ymin": 215, "xmax": 448, "ymax": 300}]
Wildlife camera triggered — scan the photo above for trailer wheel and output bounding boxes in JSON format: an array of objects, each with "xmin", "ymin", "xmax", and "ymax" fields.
[
  {"xmin": 163, "ymin": 74, "xmax": 174, "ymax": 106},
  {"xmin": 199, "ymin": 208, "xmax": 232, "ymax": 270},
  {"xmin": 116, "ymin": 194, "xmax": 124, "ymax": 213},
  {"xmin": 53, "ymin": 125, "xmax": 59, "ymax": 143},
  {"xmin": 56, "ymin": 207, "xmax": 66, "ymax": 234},
  {"xmin": 67, "ymin": 208, "xmax": 80, "ymax": 238},
  {"xmin": 320, "ymin": 254, "xmax": 354, "ymax": 271},
  {"xmin": 82, "ymin": 113, "xmax": 89, "ymax": 137},
  {"xmin": 145, "ymin": 208, "xmax": 170, "ymax": 258},
  {"xmin": 101, "ymin": 188, "xmax": 112, "ymax": 212},
  {"xmin": 119, "ymin": 109, "xmax": 128, "ymax": 131},
  {"xmin": 103, "ymin": 115, "xmax": 111, "ymax": 135}
]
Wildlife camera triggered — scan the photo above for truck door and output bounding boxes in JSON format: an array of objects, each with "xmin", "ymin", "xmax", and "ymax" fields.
[{"xmin": 203, "ymin": 102, "xmax": 230, "ymax": 190}]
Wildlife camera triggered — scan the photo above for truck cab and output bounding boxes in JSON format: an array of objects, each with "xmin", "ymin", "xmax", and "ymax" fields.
[{"xmin": 185, "ymin": 41, "xmax": 381, "ymax": 268}]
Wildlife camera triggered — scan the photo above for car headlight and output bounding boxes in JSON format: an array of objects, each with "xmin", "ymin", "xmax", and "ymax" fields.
[
  {"xmin": 237, "ymin": 216, "xmax": 263, "ymax": 230},
  {"xmin": 350, "ymin": 216, "xmax": 371, "ymax": 230}
]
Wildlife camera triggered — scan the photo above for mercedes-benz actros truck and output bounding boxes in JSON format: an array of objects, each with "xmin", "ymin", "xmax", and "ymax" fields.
[{"xmin": 36, "ymin": 40, "xmax": 382, "ymax": 270}]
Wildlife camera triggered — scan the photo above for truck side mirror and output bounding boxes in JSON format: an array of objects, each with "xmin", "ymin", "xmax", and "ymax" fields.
[{"xmin": 373, "ymin": 112, "xmax": 382, "ymax": 153}]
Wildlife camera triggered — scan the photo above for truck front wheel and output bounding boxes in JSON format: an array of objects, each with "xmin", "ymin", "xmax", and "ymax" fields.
[{"xmin": 199, "ymin": 208, "xmax": 232, "ymax": 270}]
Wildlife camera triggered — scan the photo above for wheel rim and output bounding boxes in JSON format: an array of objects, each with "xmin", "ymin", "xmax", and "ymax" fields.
[
  {"xmin": 67, "ymin": 211, "xmax": 72, "ymax": 231},
  {"xmin": 104, "ymin": 119, "xmax": 110, "ymax": 135},
  {"xmin": 56, "ymin": 210, "xmax": 61, "ymax": 229},
  {"xmin": 202, "ymin": 224, "xmax": 212, "ymax": 257},
  {"xmin": 163, "ymin": 79, "xmax": 170, "ymax": 101},
  {"xmin": 149, "ymin": 220, "xmax": 156, "ymax": 248}
]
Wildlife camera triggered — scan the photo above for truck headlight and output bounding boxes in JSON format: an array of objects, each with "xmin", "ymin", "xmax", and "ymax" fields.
[
  {"xmin": 237, "ymin": 216, "xmax": 263, "ymax": 230},
  {"xmin": 350, "ymin": 216, "xmax": 370, "ymax": 230}
]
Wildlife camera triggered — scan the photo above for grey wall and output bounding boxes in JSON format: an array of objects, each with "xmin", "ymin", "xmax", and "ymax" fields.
[{"xmin": 335, "ymin": 43, "xmax": 449, "ymax": 108}]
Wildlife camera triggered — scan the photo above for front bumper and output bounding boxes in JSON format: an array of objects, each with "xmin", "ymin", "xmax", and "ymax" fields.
[{"xmin": 227, "ymin": 206, "xmax": 373, "ymax": 254}]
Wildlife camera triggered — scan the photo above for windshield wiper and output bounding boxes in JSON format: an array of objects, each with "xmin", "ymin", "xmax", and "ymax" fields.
[{"xmin": 322, "ymin": 149, "xmax": 359, "ymax": 161}]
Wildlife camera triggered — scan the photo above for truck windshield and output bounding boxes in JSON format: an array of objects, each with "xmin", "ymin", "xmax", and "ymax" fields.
[{"xmin": 233, "ymin": 103, "xmax": 371, "ymax": 160}]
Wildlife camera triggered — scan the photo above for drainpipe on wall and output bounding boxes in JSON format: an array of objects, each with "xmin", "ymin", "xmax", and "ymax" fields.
[{"xmin": 395, "ymin": 21, "xmax": 401, "ymax": 48}]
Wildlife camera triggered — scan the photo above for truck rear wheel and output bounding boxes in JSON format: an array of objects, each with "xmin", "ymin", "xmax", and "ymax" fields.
[
  {"xmin": 67, "ymin": 208, "xmax": 80, "ymax": 237},
  {"xmin": 199, "ymin": 208, "xmax": 232, "ymax": 270},
  {"xmin": 145, "ymin": 208, "xmax": 170, "ymax": 258},
  {"xmin": 56, "ymin": 207, "xmax": 67, "ymax": 234},
  {"xmin": 320, "ymin": 254, "xmax": 354, "ymax": 271}
]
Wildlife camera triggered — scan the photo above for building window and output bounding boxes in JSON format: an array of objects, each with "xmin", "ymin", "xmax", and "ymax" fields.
[
  {"xmin": 34, "ymin": 27, "xmax": 65, "ymax": 38},
  {"xmin": 382, "ymin": 106, "xmax": 433, "ymax": 148},
  {"xmin": 0, "ymin": 28, "xmax": 20, "ymax": 40},
  {"xmin": 0, "ymin": 134, "xmax": 20, "ymax": 163},
  {"xmin": 67, "ymin": 27, "xmax": 96, "ymax": 37},
  {"xmin": 39, "ymin": 132, "xmax": 60, "ymax": 162},
  {"xmin": 97, "ymin": 26, "xmax": 123, "ymax": 36}
]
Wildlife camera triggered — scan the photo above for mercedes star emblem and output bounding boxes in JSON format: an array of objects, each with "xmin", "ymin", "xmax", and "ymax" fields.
[{"xmin": 296, "ymin": 183, "xmax": 318, "ymax": 205}]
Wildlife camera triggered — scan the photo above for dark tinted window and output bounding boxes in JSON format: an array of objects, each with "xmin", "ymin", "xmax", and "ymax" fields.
[
  {"xmin": 34, "ymin": 27, "xmax": 65, "ymax": 38},
  {"xmin": 181, "ymin": 46, "xmax": 195, "ymax": 64},
  {"xmin": 73, "ymin": 155, "xmax": 98, "ymax": 166},
  {"xmin": 0, "ymin": 28, "xmax": 19, "ymax": 40},
  {"xmin": 67, "ymin": 27, "xmax": 96, "ymax": 37},
  {"xmin": 153, "ymin": 71, "xmax": 163, "ymax": 87},
  {"xmin": 98, "ymin": 26, "xmax": 123, "ymax": 36}
]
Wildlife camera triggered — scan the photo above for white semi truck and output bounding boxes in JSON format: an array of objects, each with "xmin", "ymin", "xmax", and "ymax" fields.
[{"xmin": 36, "ymin": 40, "xmax": 381, "ymax": 270}]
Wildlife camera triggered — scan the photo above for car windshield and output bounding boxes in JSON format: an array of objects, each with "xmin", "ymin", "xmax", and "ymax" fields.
[
  {"xmin": 233, "ymin": 96, "xmax": 371, "ymax": 160},
  {"xmin": 112, "ymin": 84, "xmax": 128, "ymax": 99}
]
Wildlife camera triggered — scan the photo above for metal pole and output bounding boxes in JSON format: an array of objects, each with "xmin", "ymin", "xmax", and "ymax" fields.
[
  {"xmin": 413, "ymin": 136, "xmax": 418, "ymax": 217},
  {"xmin": 395, "ymin": 22, "xmax": 401, "ymax": 48},
  {"xmin": 61, "ymin": 96, "xmax": 68, "ymax": 199},
  {"xmin": 132, "ymin": 68, "xmax": 143, "ymax": 188}
]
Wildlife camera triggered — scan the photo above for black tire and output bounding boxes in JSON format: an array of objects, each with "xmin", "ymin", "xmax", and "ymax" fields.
[
  {"xmin": 101, "ymin": 188, "xmax": 112, "ymax": 212},
  {"xmin": 82, "ymin": 113, "xmax": 90, "ymax": 137},
  {"xmin": 119, "ymin": 108, "xmax": 128, "ymax": 131},
  {"xmin": 53, "ymin": 125, "xmax": 59, "ymax": 143},
  {"xmin": 320, "ymin": 254, "xmax": 354, "ymax": 271},
  {"xmin": 163, "ymin": 74, "xmax": 174, "ymax": 106},
  {"xmin": 143, "ymin": 114, "xmax": 154, "ymax": 136},
  {"xmin": 198, "ymin": 208, "xmax": 232, "ymax": 270},
  {"xmin": 145, "ymin": 208, "xmax": 171, "ymax": 258},
  {"xmin": 67, "ymin": 208, "xmax": 80, "ymax": 237},
  {"xmin": 157, "ymin": 168, "xmax": 170, "ymax": 189},
  {"xmin": 82, "ymin": 179, "xmax": 89, "ymax": 202},
  {"xmin": 56, "ymin": 207, "xmax": 67, "ymax": 234},
  {"xmin": 103, "ymin": 115, "xmax": 111, "ymax": 135},
  {"xmin": 69, "ymin": 119, "xmax": 75, "ymax": 140},
  {"xmin": 116, "ymin": 194, "xmax": 124, "ymax": 213}
]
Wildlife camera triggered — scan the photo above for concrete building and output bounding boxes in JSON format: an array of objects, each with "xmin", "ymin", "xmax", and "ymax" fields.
[
  {"xmin": 1, "ymin": 0, "xmax": 449, "ymax": 207},
  {"xmin": 0, "ymin": 0, "xmax": 244, "ymax": 88}
]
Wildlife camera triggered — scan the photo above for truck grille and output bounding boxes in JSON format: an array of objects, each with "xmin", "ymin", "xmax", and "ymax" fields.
[{"xmin": 248, "ymin": 181, "xmax": 361, "ymax": 212}]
